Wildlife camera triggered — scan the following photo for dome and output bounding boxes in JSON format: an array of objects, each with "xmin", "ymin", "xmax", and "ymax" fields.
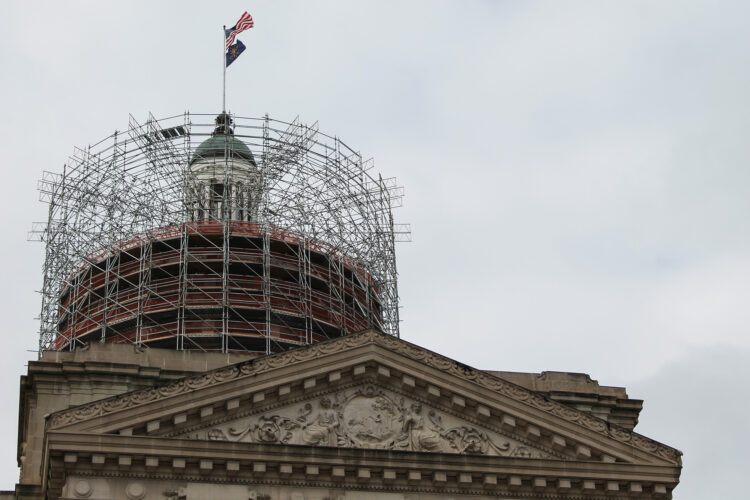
[
  {"xmin": 189, "ymin": 113, "xmax": 256, "ymax": 166},
  {"xmin": 189, "ymin": 134, "xmax": 256, "ymax": 166}
]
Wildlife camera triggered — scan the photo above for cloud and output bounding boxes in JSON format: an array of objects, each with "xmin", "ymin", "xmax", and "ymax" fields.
[
  {"xmin": 628, "ymin": 344, "xmax": 750, "ymax": 499},
  {"xmin": 0, "ymin": 0, "xmax": 748, "ymax": 493}
]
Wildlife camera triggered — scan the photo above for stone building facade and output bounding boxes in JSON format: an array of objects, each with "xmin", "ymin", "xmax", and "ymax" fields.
[{"xmin": 12, "ymin": 329, "xmax": 682, "ymax": 499}]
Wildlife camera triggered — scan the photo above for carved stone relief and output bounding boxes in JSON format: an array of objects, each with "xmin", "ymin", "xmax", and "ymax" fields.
[
  {"xmin": 180, "ymin": 384, "xmax": 550, "ymax": 458},
  {"xmin": 125, "ymin": 482, "xmax": 146, "ymax": 500},
  {"xmin": 73, "ymin": 479, "xmax": 92, "ymax": 498}
]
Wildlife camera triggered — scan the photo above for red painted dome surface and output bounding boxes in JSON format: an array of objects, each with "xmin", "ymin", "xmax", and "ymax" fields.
[{"xmin": 54, "ymin": 221, "xmax": 382, "ymax": 353}]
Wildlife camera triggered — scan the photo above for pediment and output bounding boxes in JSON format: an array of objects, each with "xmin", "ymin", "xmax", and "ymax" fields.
[
  {"xmin": 46, "ymin": 330, "xmax": 681, "ymax": 467},
  {"xmin": 173, "ymin": 381, "xmax": 553, "ymax": 459}
]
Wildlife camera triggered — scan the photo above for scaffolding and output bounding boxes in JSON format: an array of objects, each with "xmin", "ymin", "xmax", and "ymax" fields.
[{"xmin": 31, "ymin": 112, "xmax": 409, "ymax": 356}]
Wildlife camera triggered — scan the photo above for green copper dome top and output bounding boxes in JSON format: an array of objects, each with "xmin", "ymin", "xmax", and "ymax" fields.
[
  {"xmin": 190, "ymin": 134, "xmax": 256, "ymax": 165},
  {"xmin": 189, "ymin": 113, "xmax": 256, "ymax": 166}
]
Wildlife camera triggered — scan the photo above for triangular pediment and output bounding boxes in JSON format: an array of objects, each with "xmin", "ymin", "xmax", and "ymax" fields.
[{"xmin": 46, "ymin": 330, "xmax": 681, "ymax": 467}]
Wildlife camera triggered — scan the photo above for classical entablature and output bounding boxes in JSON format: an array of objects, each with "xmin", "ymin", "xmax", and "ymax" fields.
[{"xmin": 43, "ymin": 330, "xmax": 681, "ymax": 499}]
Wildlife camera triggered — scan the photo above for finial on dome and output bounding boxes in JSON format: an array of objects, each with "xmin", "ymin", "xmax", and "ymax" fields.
[{"xmin": 213, "ymin": 112, "xmax": 233, "ymax": 135}]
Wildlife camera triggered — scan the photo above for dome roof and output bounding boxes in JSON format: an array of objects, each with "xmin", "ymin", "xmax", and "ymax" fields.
[
  {"xmin": 189, "ymin": 134, "xmax": 256, "ymax": 166},
  {"xmin": 189, "ymin": 113, "xmax": 256, "ymax": 166}
]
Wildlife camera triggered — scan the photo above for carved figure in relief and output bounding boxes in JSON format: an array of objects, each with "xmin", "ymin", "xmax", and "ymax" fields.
[
  {"xmin": 443, "ymin": 426, "xmax": 510, "ymax": 455},
  {"xmin": 344, "ymin": 391, "xmax": 402, "ymax": 448},
  {"xmin": 226, "ymin": 415, "xmax": 300, "ymax": 443},
  {"xmin": 400, "ymin": 402, "xmax": 442, "ymax": 452},
  {"xmin": 511, "ymin": 446, "xmax": 533, "ymax": 458},
  {"xmin": 207, "ymin": 428, "xmax": 227, "ymax": 440},
  {"xmin": 257, "ymin": 419, "xmax": 280, "ymax": 442},
  {"xmin": 301, "ymin": 397, "xmax": 340, "ymax": 446}
]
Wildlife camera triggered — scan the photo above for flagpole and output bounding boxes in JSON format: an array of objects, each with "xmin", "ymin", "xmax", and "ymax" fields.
[{"xmin": 222, "ymin": 25, "xmax": 227, "ymax": 113}]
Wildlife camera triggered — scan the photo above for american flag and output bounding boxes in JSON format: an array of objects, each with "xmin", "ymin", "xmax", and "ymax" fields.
[{"xmin": 225, "ymin": 12, "xmax": 254, "ymax": 50}]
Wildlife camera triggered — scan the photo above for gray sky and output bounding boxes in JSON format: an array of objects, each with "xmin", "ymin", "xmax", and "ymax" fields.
[{"xmin": 1, "ymin": 1, "xmax": 748, "ymax": 497}]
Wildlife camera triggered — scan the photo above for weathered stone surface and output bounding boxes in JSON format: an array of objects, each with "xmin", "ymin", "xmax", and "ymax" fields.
[
  {"xmin": 489, "ymin": 370, "xmax": 643, "ymax": 430},
  {"xmin": 177, "ymin": 382, "xmax": 549, "ymax": 458},
  {"xmin": 15, "ymin": 329, "xmax": 681, "ymax": 499},
  {"xmin": 17, "ymin": 342, "xmax": 250, "ymax": 485}
]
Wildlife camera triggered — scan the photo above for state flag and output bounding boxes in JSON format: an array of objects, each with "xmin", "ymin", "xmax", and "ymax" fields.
[{"xmin": 226, "ymin": 40, "xmax": 246, "ymax": 68}]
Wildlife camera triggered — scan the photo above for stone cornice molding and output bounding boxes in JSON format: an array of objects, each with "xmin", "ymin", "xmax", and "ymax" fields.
[
  {"xmin": 46, "ymin": 432, "xmax": 680, "ymax": 500},
  {"xmin": 46, "ymin": 330, "xmax": 682, "ymax": 465}
]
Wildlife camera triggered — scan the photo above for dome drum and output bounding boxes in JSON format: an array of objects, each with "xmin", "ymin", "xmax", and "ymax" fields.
[{"xmin": 53, "ymin": 221, "xmax": 381, "ymax": 353}]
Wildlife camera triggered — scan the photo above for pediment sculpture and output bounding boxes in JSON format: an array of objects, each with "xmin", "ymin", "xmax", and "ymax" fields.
[{"xmin": 179, "ymin": 384, "xmax": 552, "ymax": 458}]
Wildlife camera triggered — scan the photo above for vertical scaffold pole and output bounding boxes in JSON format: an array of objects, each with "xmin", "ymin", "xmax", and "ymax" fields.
[
  {"xmin": 298, "ymin": 237, "xmax": 312, "ymax": 344},
  {"xmin": 222, "ymin": 219, "xmax": 230, "ymax": 353},
  {"xmin": 261, "ymin": 116, "xmax": 271, "ymax": 354},
  {"xmin": 263, "ymin": 228, "xmax": 271, "ymax": 354},
  {"xmin": 69, "ymin": 274, "xmax": 81, "ymax": 351},
  {"xmin": 135, "ymin": 239, "xmax": 152, "ymax": 347},
  {"xmin": 102, "ymin": 252, "xmax": 119, "ymax": 342},
  {"xmin": 177, "ymin": 223, "xmax": 189, "ymax": 350}
]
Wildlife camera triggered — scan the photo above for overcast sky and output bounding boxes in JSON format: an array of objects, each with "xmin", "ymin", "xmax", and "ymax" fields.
[{"xmin": 1, "ymin": 1, "xmax": 748, "ymax": 497}]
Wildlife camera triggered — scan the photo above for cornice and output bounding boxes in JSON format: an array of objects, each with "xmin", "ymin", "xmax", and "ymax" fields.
[
  {"xmin": 46, "ymin": 330, "xmax": 682, "ymax": 465},
  {"xmin": 47, "ymin": 432, "xmax": 679, "ymax": 500}
]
